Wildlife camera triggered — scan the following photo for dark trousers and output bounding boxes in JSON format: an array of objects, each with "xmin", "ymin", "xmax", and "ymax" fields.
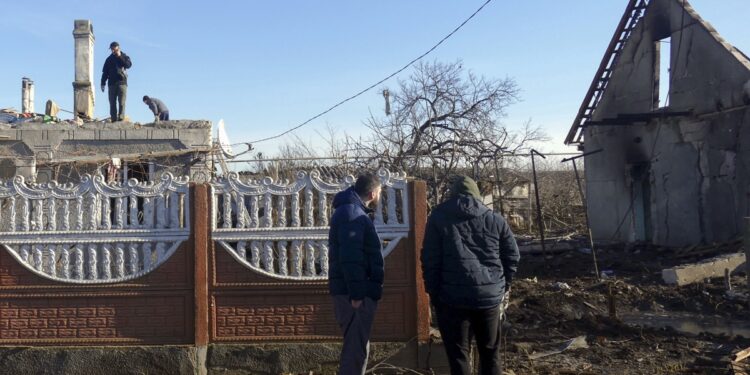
[
  {"xmin": 159, "ymin": 111, "xmax": 170, "ymax": 121},
  {"xmin": 332, "ymin": 295, "xmax": 378, "ymax": 375},
  {"xmin": 435, "ymin": 303, "xmax": 502, "ymax": 375},
  {"xmin": 108, "ymin": 83, "xmax": 127, "ymax": 121}
]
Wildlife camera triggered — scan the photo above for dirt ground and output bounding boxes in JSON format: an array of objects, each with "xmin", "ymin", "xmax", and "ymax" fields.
[{"xmin": 497, "ymin": 244, "xmax": 750, "ymax": 375}]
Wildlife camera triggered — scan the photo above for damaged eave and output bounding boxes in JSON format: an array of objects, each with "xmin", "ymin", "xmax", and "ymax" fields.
[
  {"xmin": 37, "ymin": 147, "xmax": 212, "ymax": 165},
  {"xmin": 584, "ymin": 110, "xmax": 692, "ymax": 126}
]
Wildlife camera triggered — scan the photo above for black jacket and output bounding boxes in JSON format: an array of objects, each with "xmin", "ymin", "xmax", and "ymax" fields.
[
  {"xmin": 421, "ymin": 194, "xmax": 520, "ymax": 309},
  {"xmin": 101, "ymin": 53, "xmax": 132, "ymax": 86},
  {"xmin": 327, "ymin": 187, "xmax": 384, "ymax": 301}
]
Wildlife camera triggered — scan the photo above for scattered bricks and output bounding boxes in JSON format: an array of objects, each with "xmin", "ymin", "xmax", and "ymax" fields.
[
  {"xmin": 0, "ymin": 320, "xmax": 9, "ymax": 329},
  {"xmin": 276, "ymin": 326, "xmax": 294, "ymax": 335},
  {"xmin": 256, "ymin": 326, "xmax": 275, "ymax": 335},
  {"xmin": 266, "ymin": 316, "xmax": 284, "ymax": 325},
  {"xmin": 38, "ymin": 329, "xmax": 57, "ymax": 338},
  {"xmin": 256, "ymin": 307, "xmax": 274, "ymax": 315},
  {"xmin": 216, "ymin": 317, "xmax": 226, "ymax": 326},
  {"xmin": 9, "ymin": 319, "xmax": 29, "ymax": 329},
  {"xmin": 275, "ymin": 306, "xmax": 294, "ymax": 314},
  {"xmin": 88, "ymin": 318, "xmax": 107, "ymax": 328},
  {"xmin": 29, "ymin": 319, "xmax": 47, "ymax": 329},
  {"xmin": 294, "ymin": 305, "xmax": 314, "ymax": 314},
  {"xmin": 246, "ymin": 316, "xmax": 264, "ymax": 324},
  {"xmin": 662, "ymin": 252, "xmax": 746, "ymax": 286},
  {"xmin": 58, "ymin": 329, "xmax": 76, "ymax": 338},
  {"xmin": 38, "ymin": 308, "xmax": 58, "ymax": 318},
  {"xmin": 1, "ymin": 309, "xmax": 19, "ymax": 319},
  {"xmin": 236, "ymin": 327, "xmax": 255, "ymax": 336},
  {"xmin": 286, "ymin": 316, "xmax": 304, "ymax": 325},
  {"xmin": 58, "ymin": 308, "xmax": 77, "ymax": 317},
  {"xmin": 19, "ymin": 309, "xmax": 38, "ymax": 318},
  {"xmin": 97, "ymin": 307, "xmax": 115, "ymax": 317},
  {"xmin": 69, "ymin": 318, "xmax": 88, "ymax": 328},
  {"xmin": 226, "ymin": 317, "xmax": 245, "ymax": 327},
  {"xmin": 77, "ymin": 308, "xmax": 96, "ymax": 317},
  {"xmin": 78, "ymin": 328, "xmax": 97, "ymax": 338}
]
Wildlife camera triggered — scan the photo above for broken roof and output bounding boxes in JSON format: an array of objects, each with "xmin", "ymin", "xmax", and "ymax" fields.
[{"xmin": 565, "ymin": 0, "xmax": 750, "ymax": 145}]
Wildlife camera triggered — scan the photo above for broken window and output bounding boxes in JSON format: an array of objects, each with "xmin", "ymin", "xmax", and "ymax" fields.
[{"xmin": 655, "ymin": 37, "xmax": 671, "ymax": 108}]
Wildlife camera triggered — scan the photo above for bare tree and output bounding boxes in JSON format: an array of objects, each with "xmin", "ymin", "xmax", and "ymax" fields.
[{"xmin": 349, "ymin": 60, "xmax": 547, "ymax": 204}]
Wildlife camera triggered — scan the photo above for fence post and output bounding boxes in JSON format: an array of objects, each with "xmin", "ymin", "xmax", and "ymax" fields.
[
  {"xmin": 191, "ymin": 183, "xmax": 210, "ymax": 347},
  {"xmin": 409, "ymin": 180, "xmax": 430, "ymax": 343}
]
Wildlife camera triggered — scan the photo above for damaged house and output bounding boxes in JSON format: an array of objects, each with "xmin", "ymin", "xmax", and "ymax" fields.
[
  {"xmin": 0, "ymin": 20, "xmax": 213, "ymax": 183},
  {"xmin": 566, "ymin": 0, "xmax": 750, "ymax": 246}
]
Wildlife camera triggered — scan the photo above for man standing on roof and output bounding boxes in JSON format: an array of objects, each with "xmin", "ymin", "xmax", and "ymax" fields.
[
  {"xmin": 101, "ymin": 41, "xmax": 132, "ymax": 122},
  {"xmin": 142, "ymin": 96, "xmax": 169, "ymax": 122}
]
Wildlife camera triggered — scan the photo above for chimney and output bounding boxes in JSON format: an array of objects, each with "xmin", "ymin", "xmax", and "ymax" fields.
[
  {"xmin": 72, "ymin": 19, "xmax": 95, "ymax": 120},
  {"xmin": 21, "ymin": 77, "xmax": 34, "ymax": 113}
]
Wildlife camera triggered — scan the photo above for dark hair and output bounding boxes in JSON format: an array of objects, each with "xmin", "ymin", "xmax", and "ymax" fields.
[
  {"xmin": 109, "ymin": 41, "xmax": 119, "ymax": 49},
  {"xmin": 142, "ymin": 95, "xmax": 150, "ymax": 102},
  {"xmin": 354, "ymin": 173, "xmax": 380, "ymax": 197}
]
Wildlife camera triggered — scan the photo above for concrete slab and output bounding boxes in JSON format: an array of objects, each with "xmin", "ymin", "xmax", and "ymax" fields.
[{"xmin": 662, "ymin": 252, "xmax": 746, "ymax": 286}]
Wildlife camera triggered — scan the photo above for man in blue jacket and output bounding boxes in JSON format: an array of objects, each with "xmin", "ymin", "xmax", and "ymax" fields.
[
  {"xmin": 328, "ymin": 173, "xmax": 383, "ymax": 375},
  {"xmin": 421, "ymin": 175, "xmax": 520, "ymax": 375}
]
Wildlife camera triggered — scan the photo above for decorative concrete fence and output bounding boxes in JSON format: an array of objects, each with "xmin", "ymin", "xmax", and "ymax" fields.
[
  {"xmin": 0, "ymin": 170, "xmax": 429, "ymax": 347},
  {"xmin": 0, "ymin": 174, "xmax": 190, "ymax": 284},
  {"xmin": 211, "ymin": 169, "xmax": 410, "ymax": 280}
]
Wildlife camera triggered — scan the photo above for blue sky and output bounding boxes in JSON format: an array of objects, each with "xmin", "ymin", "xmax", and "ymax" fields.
[{"xmin": 1, "ymin": 0, "xmax": 748, "ymax": 156}]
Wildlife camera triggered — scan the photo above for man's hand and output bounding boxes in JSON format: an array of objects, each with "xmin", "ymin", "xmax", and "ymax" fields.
[
  {"xmin": 101, "ymin": 84, "xmax": 105, "ymax": 92},
  {"xmin": 351, "ymin": 299, "xmax": 362, "ymax": 309}
]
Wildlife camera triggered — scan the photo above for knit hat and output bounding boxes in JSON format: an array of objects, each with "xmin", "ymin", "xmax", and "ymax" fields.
[{"xmin": 450, "ymin": 175, "xmax": 482, "ymax": 200}]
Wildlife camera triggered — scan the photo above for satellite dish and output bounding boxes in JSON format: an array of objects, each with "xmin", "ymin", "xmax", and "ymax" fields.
[{"xmin": 216, "ymin": 119, "xmax": 234, "ymax": 158}]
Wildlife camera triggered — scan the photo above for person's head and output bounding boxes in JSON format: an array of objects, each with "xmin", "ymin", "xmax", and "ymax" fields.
[
  {"xmin": 109, "ymin": 41, "xmax": 120, "ymax": 54},
  {"xmin": 354, "ymin": 173, "xmax": 381, "ymax": 206},
  {"xmin": 142, "ymin": 95, "xmax": 150, "ymax": 103},
  {"xmin": 449, "ymin": 175, "xmax": 482, "ymax": 200}
]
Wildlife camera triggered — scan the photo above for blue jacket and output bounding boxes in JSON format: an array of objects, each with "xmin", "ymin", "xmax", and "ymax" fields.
[
  {"xmin": 421, "ymin": 194, "xmax": 520, "ymax": 309},
  {"xmin": 327, "ymin": 187, "xmax": 384, "ymax": 301}
]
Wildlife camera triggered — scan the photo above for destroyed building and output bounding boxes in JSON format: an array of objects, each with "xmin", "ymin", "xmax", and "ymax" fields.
[
  {"xmin": 566, "ymin": 0, "xmax": 750, "ymax": 246},
  {"xmin": 0, "ymin": 20, "xmax": 213, "ymax": 183}
]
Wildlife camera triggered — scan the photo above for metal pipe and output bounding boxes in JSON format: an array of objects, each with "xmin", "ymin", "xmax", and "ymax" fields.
[{"xmin": 530, "ymin": 149, "xmax": 546, "ymax": 257}]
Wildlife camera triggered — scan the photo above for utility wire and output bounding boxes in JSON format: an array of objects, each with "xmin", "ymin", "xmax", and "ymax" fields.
[{"xmin": 236, "ymin": 0, "xmax": 494, "ymax": 146}]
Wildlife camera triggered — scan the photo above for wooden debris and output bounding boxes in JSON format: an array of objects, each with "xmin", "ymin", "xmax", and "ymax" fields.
[{"xmin": 732, "ymin": 346, "xmax": 750, "ymax": 363}]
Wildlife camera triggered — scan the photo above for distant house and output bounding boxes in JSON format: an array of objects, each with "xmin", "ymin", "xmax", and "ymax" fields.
[{"xmin": 566, "ymin": 0, "xmax": 750, "ymax": 246}]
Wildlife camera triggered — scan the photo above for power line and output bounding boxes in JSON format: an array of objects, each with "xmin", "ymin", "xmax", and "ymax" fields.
[{"xmin": 237, "ymin": 0, "xmax": 494, "ymax": 146}]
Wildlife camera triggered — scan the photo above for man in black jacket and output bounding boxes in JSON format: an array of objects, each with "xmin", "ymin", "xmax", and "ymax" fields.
[
  {"xmin": 421, "ymin": 175, "xmax": 520, "ymax": 375},
  {"xmin": 101, "ymin": 41, "xmax": 132, "ymax": 122},
  {"xmin": 328, "ymin": 173, "xmax": 383, "ymax": 375}
]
